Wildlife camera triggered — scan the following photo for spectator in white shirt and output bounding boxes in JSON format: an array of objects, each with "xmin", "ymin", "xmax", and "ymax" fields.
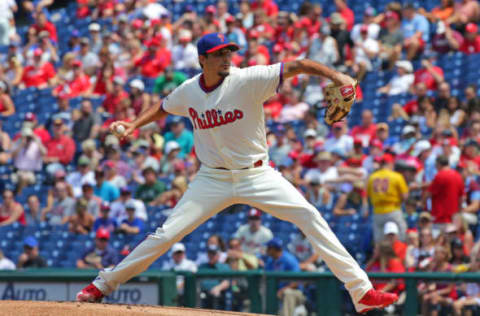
[
  {"xmin": 0, "ymin": 0, "xmax": 17, "ymax": 46},
  {"xmin": 378, "ymin": 60, "xmax": 415, "ymax": 96},
  {"xmin": 11, "ymin": 126, "xmax": 46, "ymax": 194},
  {"xmin": 66, "ymin": 156, "xmax": 95, "ymax": 198},
  {"xmin": 278, "ymin": 89, "xmax": 309, "ymax": 123},
  {"xmin": 304, "ymin": 151, "xmax": 339, "ymax": 185},
  {"xmin": 308, "ymin": 24, "xmax": 339, "ymax": 69},
  {"xmin": 162, "ymin": 243, "xmax": 197, "ymax": 297},
  {"xmin": 234, "ymin": 208, "xmax": 273, "ymax": 256},
  {"xmin": 324, "ymin": 121, "xmax": 354, "ymax": 155},
  {"xmin": 353, "ymin": 24, "xmax": 380, "ymax": 80},
  {"xmin": 350, "ymin": 7, "xmax": 380, "ymax": 42},
  {"xmin": 0, "ymin": 249, "xmax": 15, "ymax": 270},
  {"xmin": 196, "ymin": 234, "xmax": 228, "ymax": 266},
  {"xmin": 171, "ymin": 29, "xmax": 199, "ymax": 70},
  {"xmin": 110, "ymin": 187, "xmax": 147, "ymax": 225},
  {"xmin": 287, "ymin": 229, "xmax": 321, "ymax": 271},
  {"xmin": 77, "ymin": 38, "xmax": 99, "ymax": 76}
]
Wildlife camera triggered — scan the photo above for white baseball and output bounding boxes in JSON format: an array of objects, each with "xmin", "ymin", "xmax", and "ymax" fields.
[{"xmin": 116, "ymin": 125, "xmax": 125, "ymax": 135}]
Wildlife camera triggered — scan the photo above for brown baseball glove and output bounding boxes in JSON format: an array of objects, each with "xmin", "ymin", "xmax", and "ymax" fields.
[{"xmin": 323, "ymin": 81, "xmax": 358, "ymax": 125}]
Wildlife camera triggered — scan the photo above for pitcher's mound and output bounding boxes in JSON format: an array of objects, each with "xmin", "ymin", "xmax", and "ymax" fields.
[{"xmin": 0, "ymin": 301, "xmax": 269, "ymax": 316}]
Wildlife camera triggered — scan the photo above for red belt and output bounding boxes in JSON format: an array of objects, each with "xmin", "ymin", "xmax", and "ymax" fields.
[{"xmin": 216, "ymin": 160, "xmax": 263, "ymax": 170}]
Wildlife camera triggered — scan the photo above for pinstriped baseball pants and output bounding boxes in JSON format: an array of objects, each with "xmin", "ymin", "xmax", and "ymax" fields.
[{"xmin": 93, "ymin": 164, "xmax": 373, "ymax": 310}]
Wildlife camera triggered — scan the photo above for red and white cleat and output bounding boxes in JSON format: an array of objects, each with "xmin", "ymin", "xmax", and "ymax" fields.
[
  {"xmin": 356, "ymin": 289, "xmax": 398, "ymax": 314},
  {"xmin": 76, "ymin": 283, "xmax": 105, "ymax": 303}
]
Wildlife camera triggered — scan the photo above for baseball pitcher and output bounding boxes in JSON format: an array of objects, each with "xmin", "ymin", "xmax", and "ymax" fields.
[{"xmin": 77, "ymin": 33, "xmax": 396, "ymax": 313}]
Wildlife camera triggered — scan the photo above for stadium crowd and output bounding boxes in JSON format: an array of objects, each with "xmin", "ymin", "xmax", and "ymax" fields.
[{"xmin": 0, "ymin": 0, "xmax": 480, "ymax": 315}]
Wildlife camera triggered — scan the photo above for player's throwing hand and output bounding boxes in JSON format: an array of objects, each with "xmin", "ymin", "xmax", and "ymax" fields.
[{"xmin": 110, "ymin": 121, "xmax": 135, "ymax": 139}]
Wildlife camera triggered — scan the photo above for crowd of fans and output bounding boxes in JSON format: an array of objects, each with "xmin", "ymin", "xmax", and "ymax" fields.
[{"xmin": 0, "ymin": 0, "xmax": 479, "ymax": 315}]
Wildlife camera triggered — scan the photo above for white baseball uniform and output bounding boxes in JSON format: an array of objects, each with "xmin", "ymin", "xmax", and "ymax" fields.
[{"xmin": 92, "ymin": 63, "xmax": 373, "ymax": 310}]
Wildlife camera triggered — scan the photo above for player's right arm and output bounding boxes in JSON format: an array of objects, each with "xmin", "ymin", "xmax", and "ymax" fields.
[
  {"xmin": 110, "ymin": 100, "xmax": 168, "ymax": 138},
  {"xmin": 111, "ymin": 83, "xmax": 188, "ymax": 138}
]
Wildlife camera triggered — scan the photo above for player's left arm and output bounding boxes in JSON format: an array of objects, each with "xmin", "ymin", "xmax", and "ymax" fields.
[{"xmin": 283, "ymin": 59, "xmax": 355, "ymax": 86}]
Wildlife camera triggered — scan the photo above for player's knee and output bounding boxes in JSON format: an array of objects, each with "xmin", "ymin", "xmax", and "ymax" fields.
[{"xmin": 294, "ymin": 207, "xmax": 320, "ymax": 225}]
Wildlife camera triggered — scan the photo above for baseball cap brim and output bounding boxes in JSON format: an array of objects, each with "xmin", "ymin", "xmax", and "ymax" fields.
[{"xmin": 206, "ymin": 43, "xmax": 239, "ymax": 54}]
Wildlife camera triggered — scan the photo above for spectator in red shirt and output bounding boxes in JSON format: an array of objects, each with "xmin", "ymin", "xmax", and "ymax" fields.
[
  {"xmin": 351, "ymin": 110, "xmax": 377, "ymax": 147},
  {"xmin": 383, "ymin": 221, "xmax": 407, "ymax": 261},
  {"xmin": 22, "ymin": 112, "xmax": 51, "ymax": 146},
  {"xmin": 203, "ymin": 5, "xmax": 221, "ymax": 33},
  {"xmin": 335, "ymin": 0, "xmax": 354, "ymax": 31},
  {"xmin": 403, "ymin": 82, "xmax": 428, "ymax": 115},
  {"xmin": 251, "ymin": 0, "xmax": 279, "ymax": 17},
  {"xmin": 426, "ymin": 155, "xmax": 464, "ymax": 227},
  {"xmin": 44, "ymin": 118, "xmax": 76, "ymax": 167},
  {"xmin": 21, "ymin": 49, "xmax": 56, "ymax": 88},
  {"xmin": 77, "ymin": 0, "xmax": 90, "ymax": 18},
  {"xmin": 459, "ymin": 23, "xmax": 480, "ymax": 54},
  {"xmin": 245, "ymin": 34, "xmax": 269, "ymax": 66},
  {"xmin": 273, "ymin": 11, "xmax": 294, "ymax": 44},
  {"xmin": 460, "ymin": 139, "xmax": 480, "ymax": 167},
  {"xmin": 251, "ymin": 10, "xmax": 275, "ymax": 41},
  {"xmin": 134, "ymin": 37, "xmax": 171, "ymax": 78},
  {"xmin": 91, "ymin": 51, "xmax": 117, "ymax": 96},
  {"xmin": 413, "ymin": 56, "xmax": 444, "ymax": 91},
  {"xmin": 91, "ymin": 0, "xmax": 115, "ymax": 19},
  {"xmin": 0, "ymin": 189, "xmax": 26, "ymax": 227},
  {"xmin": 102, "ymin": 76, "xmax": 129, "ymax": 115},
  {"xmin": 31, "ymin": 12, "xmax": 58, "ymax": 43},
  {"xmin": 366, "ymin": 240, "xmax": 405, "ymax": 295},
  {"xmin": 432, "ymin": 21, "xmax": 463, "ymax": 54},
  {"xmin": 54, "ymin": 60, "xmax": 91, "ymax": 99}
]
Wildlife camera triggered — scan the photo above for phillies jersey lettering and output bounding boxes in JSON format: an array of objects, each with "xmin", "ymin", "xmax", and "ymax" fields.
[
  {"xmin": 188, "ymin": 108, "xmax": 244, "ymax": 130},
  {"xmin": 162, "ymin": 63, "xmax": 283, "ymax": 169}
]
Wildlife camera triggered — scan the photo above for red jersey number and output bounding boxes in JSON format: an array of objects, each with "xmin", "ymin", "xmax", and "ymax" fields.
[{"xmin": 373, "ymin": 178, "xmax": 390, "ymax": 193}]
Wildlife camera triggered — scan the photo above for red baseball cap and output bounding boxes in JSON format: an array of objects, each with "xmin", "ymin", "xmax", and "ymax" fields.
[
  {"xmin": 295, "ymin": 17, "xmax": 312, "ymax": 29},
  {"xmin": 381, "ymin": 153, "xmax": 395, "ymax": 164},
  {"xmin": 104, "ymin": 160, "xmax": 116, "ymax": 169},
  {"xmin": 25, "ymin": 112, "xmax": 37, "ymax": 121},
  {"xmin": 248, "ymin": 30, "xmax": 260, "ymax": 39},
  {"xmin": 385, "ymin": 11, "xmax": 400, "ymax": 21},
  {"xmin": 466, "ymin": 23, "xmax": 478, "ymax": 34},
  {"xmin": 72, "ymin": 60, "xmax": 82, "ymax": 67},
  {"xmin": 132, "ymin": 19, "xmax": 144, "ymax": 29},
  {"xmin": 96, "ymin": 228, "xmax": 110, "ymax": 240},
  {"xmin": 354, "ymin": 138, "xmax": 363, "ymax": 145},
  {"xmin": 360, "ymin": 24, "xmax": 368, "ymax": 33},
  {"xmin": 370, "ymin": 138, "xmax": 383, "ymax": 149},
  {"xmin": 248, "ymin": 208, "xmax": 262, "ymax": 218},
  {"xmin": 332, "ymin": 121, "xmax": 344, "ymax": 129},
  {"xmin": 150, "ymin": 19, "xmax": 161, "ymax": 27},
  {"xmin": 273, "ymin": 44, "xmax": 283, "ymax": 53},
  {"xmin": 205, "ymin": 5, "xmax": 217, "ymax": 14},
  {"xmin": 346, "ymin": 156, "xmax": 363, "ymax": 167},
  {"xmin": 225, "ymin": 15, "xmax": 235, "ymax": 23},
  {"xmin": 33, "ymin": 48, "xmax": 43, "ymax": 57},
  {"xmin": 147, "ymin": 37, "xmax": 162, "ymax": 47},
  {"xmin": 173, "ymin": 161, "xmax": 185, "ymax": 171}
]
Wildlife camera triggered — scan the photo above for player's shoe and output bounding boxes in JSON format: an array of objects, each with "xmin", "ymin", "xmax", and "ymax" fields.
[
  {"xmin": 356, "ymin": 289, "xmax": 398, "ymax": 314},
  {"xmin": 76, "ymin": 283, "xmax": 105, "ymax": 303}
]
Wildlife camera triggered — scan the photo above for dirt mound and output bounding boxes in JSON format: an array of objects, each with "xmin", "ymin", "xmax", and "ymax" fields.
[{"xmin": 0, "ymin": 301, "xmax": 270, "ymax": 316}]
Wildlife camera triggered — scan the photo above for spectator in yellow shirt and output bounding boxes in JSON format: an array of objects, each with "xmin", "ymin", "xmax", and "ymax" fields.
[{"xmin": 367, "ymin": 154, "xmax": 409, "ymax": 242}]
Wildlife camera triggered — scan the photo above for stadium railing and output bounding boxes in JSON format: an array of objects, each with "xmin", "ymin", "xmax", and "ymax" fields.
[{"xmin": 2, "ymin": 270, "xmax": 480, "ymax": 315}]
